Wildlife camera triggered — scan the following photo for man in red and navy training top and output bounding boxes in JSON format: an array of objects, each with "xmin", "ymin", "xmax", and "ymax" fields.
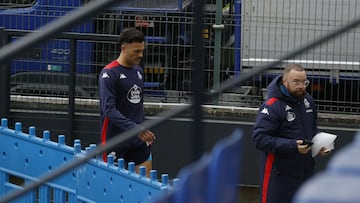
[
  {"xmin": 99, "ymin": 28, "xmax": 156, "ymax": 177},
  {"xmin": 253, "ymin": 64, "xmax": 330, "ymax": 203}
]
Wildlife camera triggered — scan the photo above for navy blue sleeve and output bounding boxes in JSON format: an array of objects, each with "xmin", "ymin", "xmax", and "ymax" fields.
[
  {"xmin": 99, "ymin": 69, "xmax": 138, "ymax": 131},
  {"xmin": 253, "ymin": 100, "xmax": 298, "ymax": 154}
]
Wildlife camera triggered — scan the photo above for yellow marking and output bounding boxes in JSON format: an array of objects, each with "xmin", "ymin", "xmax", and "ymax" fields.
[
  {"xmin": 203, "ymin": 28, "xmax": 209, "ymax": 39},
  {"xmin": 144, "ymin": 67, "xmax": 164, "ymax": 74}
]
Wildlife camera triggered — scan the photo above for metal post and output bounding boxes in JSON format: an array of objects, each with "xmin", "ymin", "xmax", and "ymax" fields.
[
  {"xmin": 212, "ymin": 0, "xmax": 224, "ymax": 91},
  {"xmin": 191, "ymin": 0, "xmax": 205, "ymax": 162},
  {"xmin": 68, "ymin": 39, "xmax": 76, "ymax": 139},
  {"xmin": 234, "ymin": 0, "xmax": 242, "ymax": 75},
  {"xmin": 0, "ymin": 28, "xmax": 10, "ymax": 118}
]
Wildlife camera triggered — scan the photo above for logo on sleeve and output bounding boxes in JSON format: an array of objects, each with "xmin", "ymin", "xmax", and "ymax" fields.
[
  {"xmin": 137, "ymin": 71, "xmax": 142, "ymax": 80},
  {"xmin": 127, "ymin": 84, "xmax": 142, "ymax": 104},
  {"xmin": 285, "ymin": 105, "xmax": 292, "ymax": 111},
  {"xmin": 285, "ymin": 104, "xmax": 296, "ymax": 121},
  {"xmin": 304, "ymin": 98, "xmax": 313, "ymax": 113},
  {"xmin": 102, "ymin": 72, "xmax": 110, "ymax": 79},
  {"xmin": 260, "ymin": 108, "xmax": 269, "ymax": 115},
  {"xmin": 304, "ymin": 98, "xmax": 310, "ymax": 108},
  {"xmin": 286, "ymin": 111, "xmax": 296, "ymax": 122},
  {"xmin": 120, "ymin": 74, "xmax": 127, "ymax": 79}
]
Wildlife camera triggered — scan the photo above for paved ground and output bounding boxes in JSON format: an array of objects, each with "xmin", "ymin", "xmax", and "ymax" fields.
[{"xmin": 239, "ymin": 185, "xmax": 260, "ymax": 203}]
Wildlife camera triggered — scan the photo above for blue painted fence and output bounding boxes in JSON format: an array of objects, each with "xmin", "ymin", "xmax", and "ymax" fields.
[
  {"xmin": 0, "ymin": 118, "xmax": 171, "ymax": 203},
  {"xmin": 0, "ymin": 118, "xmax": 244, "ymax": 203}
]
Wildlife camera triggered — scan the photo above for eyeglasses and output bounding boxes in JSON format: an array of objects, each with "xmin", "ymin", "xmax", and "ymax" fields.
[{"xmin": 289, "ymin": 79, "xmax": 310, "ymax": 87}]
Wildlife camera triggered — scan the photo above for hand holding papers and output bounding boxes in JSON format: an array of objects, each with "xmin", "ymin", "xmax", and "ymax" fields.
[{"xmin": 311, "ymin": 132, "xmax": 338, "ymax": 157}]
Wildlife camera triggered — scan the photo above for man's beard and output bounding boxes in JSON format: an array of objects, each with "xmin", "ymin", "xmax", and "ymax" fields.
[{"xmin": 291, "ymin": 89, "xmax": 306, "ymax": 99}]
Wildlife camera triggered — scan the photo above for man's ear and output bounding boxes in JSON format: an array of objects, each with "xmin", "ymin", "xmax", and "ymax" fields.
[{"xmin": 120, "ymin": 45, "xmax": 126, "ymax": 53}]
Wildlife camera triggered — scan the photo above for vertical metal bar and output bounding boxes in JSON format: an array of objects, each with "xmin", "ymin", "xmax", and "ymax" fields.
[
  {"xmin": 67, "ymin": 193, "xmax": 77, "ymax": 203},
  {"xmin": 0, "ymin": 171, "xmax": 7, "ymax": 196},
  {"xmin": 178, "ymin": 0, "xmax": 183, "ymax": 11},
  {"xmin": 54, "ymin": 188, "xmax": 66, "ymax": 203},
  {"xmin": 39, "ymin": 185, "xmax": 51, "ymax": 203},
  {"xmin": 191, "ymin": 0, "xmax": 205, "ymax": 162},
  {"xmin": 212, "ymin": 0, "xmax": 223, "ymax": 91},
  {"xmin": 234, "ymin": 0, "xmax": 242, "ymax": 75},
  {"xmin": 24, "ymin": 179, "xmax": 36, "ymax": 203},
  {"xmin": 0, "ymin": 28, "xmax": 10, "ymax": 118},
  {"xmin": 68, "ymin": 39, "xmax": 76, "ymax": 139}
]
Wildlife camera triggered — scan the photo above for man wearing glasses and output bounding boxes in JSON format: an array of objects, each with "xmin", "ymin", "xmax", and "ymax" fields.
[{"xmin": 252, "ymin": 63, "xmax": 329, "ymax": 203}]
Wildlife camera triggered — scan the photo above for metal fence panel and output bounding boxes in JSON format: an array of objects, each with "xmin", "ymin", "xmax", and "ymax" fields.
[
  {"xmin": 241, "ymin": 0, "xmax": 360, "ymax": 113},
  {"xmin": 1, "ymin": 0, "xmax": 359, "ymax": 114}
]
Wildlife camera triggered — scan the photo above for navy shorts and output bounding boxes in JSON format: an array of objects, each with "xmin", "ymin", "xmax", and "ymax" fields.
[{"xmin": 115, "ymin": 142, "xmax": 151, "ymax": 165}]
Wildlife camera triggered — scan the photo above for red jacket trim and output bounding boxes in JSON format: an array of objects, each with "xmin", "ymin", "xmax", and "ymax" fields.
[
  {"xmin": 262, "ymin": 153, "xmax": 274, "ymax": 203},
  {"xmin": 101, "ymin": 117, "xmax": 110, "ymax": 162},
  {"xmin": 266, "ymin": 97, "xmax": 278, "ymax": 106}
]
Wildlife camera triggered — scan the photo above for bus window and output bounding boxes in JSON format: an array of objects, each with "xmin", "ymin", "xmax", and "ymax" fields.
[{"xmin": 0, "ymin": 0, "xmax": 36, "ymax": 8}]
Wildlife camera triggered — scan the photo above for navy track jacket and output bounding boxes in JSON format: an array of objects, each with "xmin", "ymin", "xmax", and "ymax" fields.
[
  {"xmin": 99, "ymin": 61, "xmax": 146, "ymax": 163},
  {"xmin": 253, "ymin": 75, "xmax": 318, "ymax": 203}
]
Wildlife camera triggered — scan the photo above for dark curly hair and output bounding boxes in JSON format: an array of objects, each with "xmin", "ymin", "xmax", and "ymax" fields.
[{"xmin": 118, "ymin": 28, "xmax": 145, "ymax": 46}]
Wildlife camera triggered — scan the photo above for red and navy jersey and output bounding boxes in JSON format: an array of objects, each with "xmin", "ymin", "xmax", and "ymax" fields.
[
  {"xmin": 253, "ymin": 75, "xmax": 318, "ymax": 203},
  {"xmin": 99, "ymin": 60, "xmax": 145, "ymax": 151}
]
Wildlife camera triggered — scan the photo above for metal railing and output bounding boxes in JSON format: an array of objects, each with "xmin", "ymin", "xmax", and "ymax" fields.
[
  {"xmin": 0, "ymin": 118, "xmax": 173, "ymax": 203},
  {"xmin": 1, "ymin": 0, "xmax": 360, "ymax": 201},
  {"xmin": 1, "ymin": 1, "xmax": 359, "ymax": 113}
]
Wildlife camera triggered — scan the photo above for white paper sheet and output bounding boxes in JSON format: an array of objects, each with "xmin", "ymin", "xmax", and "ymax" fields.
[{"xmin": 311, "ymin": 132, "xmax": 338, "ymax": 157}]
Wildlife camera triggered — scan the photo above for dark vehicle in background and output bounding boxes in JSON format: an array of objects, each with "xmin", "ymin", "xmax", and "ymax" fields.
[{"xmin": 1, "ymin": 0, "xmax": 238, "ymax": 99}]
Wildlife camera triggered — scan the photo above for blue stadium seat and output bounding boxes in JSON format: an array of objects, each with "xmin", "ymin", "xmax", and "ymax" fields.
[
  {"xmin": 208, "ymin": 129, "xmax": 243, "ymax": 203},
  {"xmin": 150, "ymin": 191, "xmax": 176, "ymax": 203},
  {"xmin": 174, "ymin": 155, "xmax": 211, "ymax": 203},
  {"xmin": 327, "ymin": 143, "xmax": 360, "ymax": 175},
  {"xmin": 353, "ymin": 132, "xmax": 360, "ymax": 145},
  {"xmin": 293, "ymin": 173, "xmax": 360, "ymax": 203}
]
